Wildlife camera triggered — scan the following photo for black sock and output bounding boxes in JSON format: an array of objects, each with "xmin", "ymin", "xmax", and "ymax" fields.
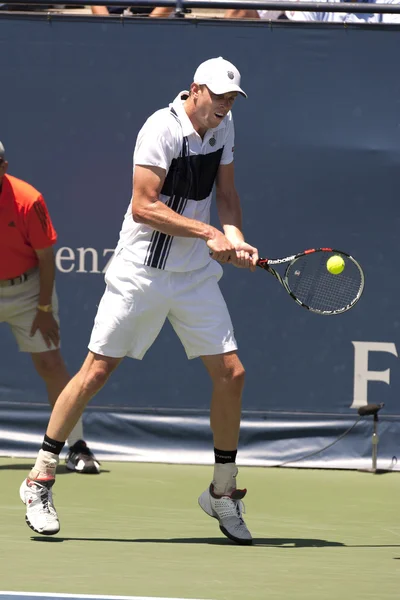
[
  {"xmin": 42, "ymin": 434, "xmax": 65, "ymax": 455},
  {"xmin": 214, "ymin": 448, "xmax": 237, "ymax": 464}
]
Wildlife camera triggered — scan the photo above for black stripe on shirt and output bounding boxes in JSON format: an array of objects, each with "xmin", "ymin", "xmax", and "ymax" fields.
[
  {"xmin": 145, "ymin": 194, "xmax": 186, "ymax": 269},
  {"xmin": 158, "ymin": 196, "xmax": 188, "ymax": 270},
  {"xmin": 33, "ymin": 199, "xmax": 49, "ymax": 234},
  {"xmin": 145, "ymin": 126, "xmax": 191, "ymax": 270},
  {"xmin": 161, "ymin": 148, "xmax": 223, "ymax": 202}
]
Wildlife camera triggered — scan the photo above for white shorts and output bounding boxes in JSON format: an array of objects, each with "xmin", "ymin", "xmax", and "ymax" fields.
[
  {"xmin": 88, "ymin": 250, "xmax": 238, "ymax": 360},
  {"xmin": 0, "ymin": 268, "xmax": 60, "ymax": 353}
]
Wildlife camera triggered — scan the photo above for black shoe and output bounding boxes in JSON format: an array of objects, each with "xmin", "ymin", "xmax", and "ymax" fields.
[{"xmin": 65, "ymin": 440, "xmax": 100, "ymax": 474}]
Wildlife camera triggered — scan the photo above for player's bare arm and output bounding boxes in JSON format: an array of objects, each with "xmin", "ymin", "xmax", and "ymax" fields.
[
  {"xmin": 216, "ymin": 162, "xmax": 259, "ymax": 271},
  {"xmin": 132, "ymin": 164, "xmax": 235, "ymax": 262},
  {"xmin": 31, "ymin": 246, "xmax": 59, "ymax": 348}
]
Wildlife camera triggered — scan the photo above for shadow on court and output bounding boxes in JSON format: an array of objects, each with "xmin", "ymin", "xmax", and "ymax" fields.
[
  {"xmin": 31, "ymin": 536, "xmax": 400, "ymax": 549},
  {"xmin": 31, "ymin": 535, "xmax": 348, "ymax": 547},
  {"xmin": 0, "ymin": 464, "xmax": 110, "ymax": 474}
]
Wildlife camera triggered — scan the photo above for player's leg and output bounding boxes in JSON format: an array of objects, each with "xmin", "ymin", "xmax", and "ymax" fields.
[
  {"xmin": 202, "ymin": 350, "xmax": 244, "ymax": 491},
  {"xmin": 30, "ymin": 349, "xmax": 99, "ymax": 472},
  {"xmin": 198, "ymin": 350, "xmax": 252, "ymax": 545},
  {"xmin": 42, "ymin": 351, "xmax": 121, "ymax": 447},
  {"xmin": 168, "ymin": 261, "xmax": 252, "ymax": 544},
  {"xmin": 206, "ymin": 352, "xmax": 243, "ymax": 452},
  {"xmin": 8, "ymin": 270, "xmax": 99, "ymax": 473},
  {"xmin": 20, "ymin": 351, "xmax": 121, "ymax": 535}
]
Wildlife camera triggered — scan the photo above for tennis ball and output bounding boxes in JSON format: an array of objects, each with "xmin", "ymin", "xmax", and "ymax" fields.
[{"xmin": 327, "ymin": 255, "xmax": 345, "ymax": 275}]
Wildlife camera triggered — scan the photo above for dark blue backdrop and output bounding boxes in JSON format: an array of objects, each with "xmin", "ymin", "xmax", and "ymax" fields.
[{"xmin": 1, "ymin": 14, "xmax": 399, "ymax": 468}]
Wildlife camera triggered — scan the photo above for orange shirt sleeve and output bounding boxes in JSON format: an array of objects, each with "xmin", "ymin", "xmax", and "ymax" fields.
[{"xmin": 26, "ymin": 195, "xmax": 58, "ymax": 249}]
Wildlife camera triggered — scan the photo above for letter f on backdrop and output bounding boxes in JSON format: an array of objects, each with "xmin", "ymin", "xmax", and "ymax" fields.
[{"xmin": 351, "ymin": 342, "xmax": 398, "ymax": 409}]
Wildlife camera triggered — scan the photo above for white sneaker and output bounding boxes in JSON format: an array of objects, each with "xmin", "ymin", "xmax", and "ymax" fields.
[
  {"xmin": 19, "ymin": 478, "xmax": 60, "ymax": 535},
  {"xmin": 198, "ymin": 484, "xmax": 253, "ymax": 545}
]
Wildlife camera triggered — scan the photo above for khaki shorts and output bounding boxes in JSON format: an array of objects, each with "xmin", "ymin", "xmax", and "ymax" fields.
[
  {"xmin": 0, "ymin": 268, "xmax": 60, "ymax": 353},
  {"xmin": 89, "ymin": 250, "xmax": 238, "ymax": 360}
]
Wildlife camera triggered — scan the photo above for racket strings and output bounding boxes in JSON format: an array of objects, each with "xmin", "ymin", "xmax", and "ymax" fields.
[{"xmin": 286, "ymin": 253, "xmax": 363, "ymax": 313}]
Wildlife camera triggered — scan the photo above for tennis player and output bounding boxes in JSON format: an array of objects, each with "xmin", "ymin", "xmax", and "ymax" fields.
[
  {"xmin": 20, "ymin": 57, "xmax": 258, "ymax": 545},
  {"xmin": 0, "ymin": 142, "xmax": 99, "ymax": 474}
]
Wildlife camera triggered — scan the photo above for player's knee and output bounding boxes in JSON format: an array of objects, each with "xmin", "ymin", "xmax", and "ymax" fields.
[
  {"xmin": 231, "ymin": 364, "xmax": 246, "ymax": 389},
  {"xmin": 221, "ymin": 363, "xmax": 246, "ymax": 391},
  {"xmin": 81, "ymin": 363, "xmax": 112, "ymax": 394}
]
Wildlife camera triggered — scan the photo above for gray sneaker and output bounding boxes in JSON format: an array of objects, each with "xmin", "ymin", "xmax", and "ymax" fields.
[
  {"xmin": 198, "ymin": 484, "xmax": 253, "ymax": 545},
  {"xmin": 19, "ymin": 478, "xmax": 60, "ymax": 535}
]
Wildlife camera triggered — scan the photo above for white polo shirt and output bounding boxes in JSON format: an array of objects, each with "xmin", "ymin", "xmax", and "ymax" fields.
[{"xmin": 116, "ymin": 91, "xmax": 235, "ymax": 272}]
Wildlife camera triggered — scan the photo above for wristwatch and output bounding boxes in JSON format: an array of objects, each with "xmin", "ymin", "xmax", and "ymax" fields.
[{"xmin": 37, "ymin": 304, "xmax": 53, "ymax": 313}]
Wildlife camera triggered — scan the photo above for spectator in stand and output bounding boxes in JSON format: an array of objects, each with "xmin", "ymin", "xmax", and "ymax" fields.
[
  {"xmin": 90, "ymin": 5, "xmax": 173, "ymax": 16},
  {"xmin": 225, "ymin": 7, "xmax": 286, "ymax": 19},
  {"xmin": 286, "ymin": 0, "xmax": 400, "ymax": 22},
  {"xmin": 225, "ymin": 0, "xmax": 400, "ymax": 23}
]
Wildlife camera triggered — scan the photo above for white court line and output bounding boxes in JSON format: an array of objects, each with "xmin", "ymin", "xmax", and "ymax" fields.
[{"xmin": 0, "ymin": 594, "xmax": 212, "ymax": 600}]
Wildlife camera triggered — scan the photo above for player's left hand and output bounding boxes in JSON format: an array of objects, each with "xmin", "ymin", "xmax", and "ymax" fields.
[
  {"xmin": 232, "ymin": 241, "xmax": 259, "ymax": 271},
  {"xmin": 30, "ymin": 311, "xmax": 60, "ymax": 348}
]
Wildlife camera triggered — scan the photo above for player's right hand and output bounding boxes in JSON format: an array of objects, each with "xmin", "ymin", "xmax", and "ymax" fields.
[{"xmin": 207, "ymin": 230, "xmax": 235, "ymax": 264}]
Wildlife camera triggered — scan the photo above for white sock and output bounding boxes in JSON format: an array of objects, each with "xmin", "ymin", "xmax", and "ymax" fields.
[
  {"xmin": 212, "ymin": 462, "xmax": 238, "ymax": 496},
  {"xmin": 28, "ymin": 449, "xmax": 59, "ymax": 480},
  {"xmin": 67, "ymin": 417, "xmax": 84, "ymax": 448}
]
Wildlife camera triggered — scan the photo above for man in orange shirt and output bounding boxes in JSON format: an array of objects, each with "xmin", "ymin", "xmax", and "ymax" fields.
[{"xmin": 0, "ymin": 141, "xmax": 100, "ymax": 474}]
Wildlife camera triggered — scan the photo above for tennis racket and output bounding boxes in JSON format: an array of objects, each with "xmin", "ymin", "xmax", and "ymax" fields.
[{"xmin": 256, "ymin": 247, "xmax": 364, "ymax": 315}]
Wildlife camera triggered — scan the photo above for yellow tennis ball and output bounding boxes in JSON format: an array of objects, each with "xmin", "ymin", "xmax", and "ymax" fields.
[{"xmin": 327, "ymin": 255, "xmax": 345, "ymax": 275}]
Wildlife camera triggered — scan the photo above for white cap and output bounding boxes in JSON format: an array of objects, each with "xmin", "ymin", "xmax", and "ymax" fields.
[
  {"xmin": 0, "ymin": 141, "xmax": 5, "ymax": 160},
  {"xmin": 193, "ymin": 57, "xmax": 247, "ymax": 98}
]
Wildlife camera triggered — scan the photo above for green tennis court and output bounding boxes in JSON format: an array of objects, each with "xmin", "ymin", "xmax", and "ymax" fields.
[{"xmin": 1, "ymin": 458, "xmax": 399, "ymax": 600}]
